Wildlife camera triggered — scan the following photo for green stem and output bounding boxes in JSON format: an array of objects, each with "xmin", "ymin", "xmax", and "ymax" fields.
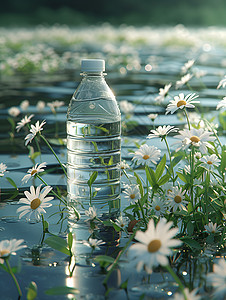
[
  {"xmin": 40, "ymin": 214, "xmax": 47, "ymax": 246},
  {"xmin": 204, "ymin": 118, "xmax": 223, "ymax": 149},
  {"xmin": 137, "ymin": 198, "xmax": 147, "ymax": 228},
  {"xmin": 183, "ymin": 108, "xmax": 191, "ymax": 130},
  {"xmin": 5, "ymin": 258, "xmax": 22, "ymax": 297},
  {"xmin": 165, "ymin": 264, "xmax": 187, "ymax": 300},
  {"xmin": 36, "ymin": 174, "xmax": 67, "ymax": 206},
  {"xmin": 163, "ymin": 137, "xmax": 175, "ymax": 183},
  {"xmin": 190, "ymin": 146, "xmax": 200, "ymax": 232},
  {"xmin": 103, "ymin": 232, "xmax": 136, "ymax": 286},
  {"xmin": 39, "ymin": 134, "xmax": 67, "ymax": 177},
  {"xmin": 204, "ymin": 170, "xmax": 210, "ymax": 223}
]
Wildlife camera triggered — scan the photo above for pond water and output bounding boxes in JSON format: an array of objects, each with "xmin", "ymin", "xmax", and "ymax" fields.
[{"xmin": 0, "ymin": 26, "xmax": 225, "ymax": 299}]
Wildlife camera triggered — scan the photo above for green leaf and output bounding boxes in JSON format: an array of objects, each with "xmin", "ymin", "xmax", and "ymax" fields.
[
  {"xmin": 108, "ymin": 156, "xmax": 113, "ymax": 166},
  {"xmin": 155, "ymin": 154, "xmax": 166, "ymax": 180},
  {"xmin": 220, "ymin": 150, "xmax": 226, "ymax": 173},
  {"xmin": 172, "ymin": 155, "xmax": 184, "ymax": 167},
  {"xmin": 30, "ymin": 152, "xmax": 41, "ymax": 161},
  {"xmin": 102, "ymin": 220, "xmax": 121, "ymax": 232},
  {"xmin": 158, "ymin": 173, "xmax": 170, "ymax": 186},
  {"xmin": 87, "ymin": 171, "xmax": 98, "ymax": 187},
  {"xmin": 134, "ymin": 172, "xmax": 144, "ymax": 197},
  {"xmin": 95, "ymin": 255, "xmax": 115, "ymax": 264},
  {"xmin": 187, "ymin": 221, "xmax": 194, "ymax": 236},
  {"xmin": 67, "ymin": 232, "xmax": 73, "ymax": 250},
  {"xmin": 7, "ymin": 117, "xmax": 15, "ymax": 130},
  {"xmin": 120, "ymin": 279, "xmax": 128, "ymax": 290},
  {"xmin": 145, "ymin": 166, "xmax": 157, "ymax": 187},
  {"xmin": 180, "ymin": 237, "xmax": 202, "ymax": 250},
  {"xmin": 6, "ymin": 177, "xmax": 18, "ymax": 189},
  {"xmin": 27, "ymin": 281, "xmax": 38, "ymax": 300},
  {"xmin": 43, "ymin": 220, "xmax": 49, "ymax": 233},
  {"xmin": 176, "ymin": 172, "xmax": 187, "ymax": 183},
  {"xmin": 45, "ymin": 286, "xmax": 79, "ymax": 296},
  {"xmin": 45, "ymin": 236, "xmax": 70, "ymax": 256}
]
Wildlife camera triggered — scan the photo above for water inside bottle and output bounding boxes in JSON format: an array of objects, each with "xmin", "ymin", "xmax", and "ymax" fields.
[{"xmin": 67, "ymin": 119, "xmax": 121, "ymax": 219}]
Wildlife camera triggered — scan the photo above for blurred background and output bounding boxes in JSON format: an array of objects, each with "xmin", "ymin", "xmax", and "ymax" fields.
[{"xmin": 1, "ymin": 0, "xmax": 226, "ymax": 27}]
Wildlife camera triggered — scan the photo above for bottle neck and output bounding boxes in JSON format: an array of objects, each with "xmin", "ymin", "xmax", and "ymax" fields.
[{"xmin": 81, "ymin": 71, "xmax": 106, "ymax": 78}]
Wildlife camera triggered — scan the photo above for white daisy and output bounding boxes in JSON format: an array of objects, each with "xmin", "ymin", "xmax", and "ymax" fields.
[
  {"xmin": 193, "ymin": 68, "xmax": 207, "ymax": 78},
  {"xmin": 25, "ymin": 120, "xmax": 46, "ymax": 146},
  {"xmin": 216, "ymin": 97, "xmax": 226, "ymax": 110},
  {"xmin": 147, "ymin": 125, "xmax": 178, "ymax": 139},
  {"xmin": 217, "ymin": 75, "xmax": 226, "ymax": 89},
  {"xmin": 167, "ymin": 186, "xmax": 187, "ymax": 212},
  {"xmin": 128, "ymin": 218, "xmax": 182, "ymax": 273},
  {"xmin": 84, "ymin": 206, "xmax": 97, "ymax": 222},
  {"xmin": 150, "ymin": 197, "xmax": 167, "ymax": 216},
  {"xmin": 147, "ymin": 113, "xmax": 158, "ymax": 121},
  {"xmin": 207, "ymin": 258, "xmax": 226, "ymax": 299},
  {"xmin": 123, "ymin": 184, "xmax": 141, "ymax": 203},
  {"xmin": 16, "ymin": 184, "xmax": 53, "ymax": 221},
  {"xmin": 204, "ymin": 222, "xmax": 221, "ymax": 234},
  {"xmin": 0, "ymin": 239, "xmax": 27, "ymax": 264},
  {"xmin": 166, "ymin": 93, "xmax": 199, "ymax": 115},
  {"xmin": 47, "ymin": 100, "xmax": 65, "ymax": 114},
  {"xmin": 0, "ymin": 163, "xmax": 7, "ymax": 177},
  {"xmin": 22, "ymin": 162, "xmax": 47, "ymax": 183},
  {"xmin": 116, "ymin": 160, "xmax": 130, "ymax": 171},
  {"xmin": 115, "ymin": 215, "xmax": 127, "ymax": 229},
  {"xmin": 172, "ymin": 288, "xmax": 201, "ymax": 300},
  {"xmin": 181, "ymin": 59, "xmax": 195, "ymax": 74},
  {"xmin": 36, "ymin": 100, "xmax": 46, "ymax": 111},
  {"xmin": 175, "ymin": 73, "xmax": 193, "ymax": 89},
  {"xmin": 155, "ymin": 83, "xmax": 172, "ymax": 103},
  {"xmin": 132, "ymin": 144, "xmax": 161, "ymax": 166},
  {"xmin": 8, "ymin": 106, "xmax": 20, "ymax": 117},
  {"xmin": 20, "ymin": 100, "xmax": 29, "ymax": 111},
  {"xmin": 200, "ymin": 154, "xmax": 221, "ymax": 170},
  {"xmin": 119, "ymin": 100, "xmax": 135, "ymax": 115},
  {"xmin": 16, "ymin": 114, "xmax": 34, "ymax": 132},
  {"xmin": 174, "ymin": 127, "xmax": 215, "ymax": 154},
  {"xmin": 82, "ymin": 238, "xmax": 105, "ymax": 250}
]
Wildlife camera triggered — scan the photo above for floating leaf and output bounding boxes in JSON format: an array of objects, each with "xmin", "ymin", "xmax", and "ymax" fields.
[
  {"xmin": 27, "ymin": 281, "xmax": 38, "ymax": 300},
  {"xmin": 45, "ymin": 286, "xmax": 79, "ymax": 296}
]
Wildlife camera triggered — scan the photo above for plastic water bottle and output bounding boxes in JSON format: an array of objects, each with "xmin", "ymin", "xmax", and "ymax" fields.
[{"xmin": 67, "ymin": 59, "xmax": 121, "ymax": 219}]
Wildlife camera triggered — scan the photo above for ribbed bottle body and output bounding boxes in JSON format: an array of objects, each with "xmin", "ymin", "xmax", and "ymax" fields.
[{"xmin": 67, "ymin": 73, "xmax": 121, "ymax": 218}]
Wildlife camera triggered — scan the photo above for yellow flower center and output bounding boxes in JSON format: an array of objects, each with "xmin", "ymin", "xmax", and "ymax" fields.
[
  {"xmin": 30, "ymin": 198, "xmax": 41, "ymax": 210},
  {"xmin": 174, "ymin": 195, "xmax": 182, "ymax": 203},
  {"xmin": 190, "ymin": 136, "xmax": 200, "ymax": 143},
  {"xmin": 0, "ymin": 249, "xmax": 10, "ymax": 257},
  {"xmin": 130, "ymin": 194, "xmax": 136, "ymax": 199},
  {"xmin": 207, "ymin": 161, "xmax": 212, "ymax": 165},
  {"xmin": 147, "ymin": 239, "xmax": 162, "ymax": 253},
  {"xmin": 155, "ymin": 205, "xmax": 161, "ymax": 211},
  {"xmin": 31, "ymin": 170, "xmax": 38, "ymax": 176},
  {"xmin": 177, "ymin": 100, "xmax": 187, "ymax": 107},
  {"xmin": 142, "ymin": 154, "xmax": 150, "ymax": 160}
]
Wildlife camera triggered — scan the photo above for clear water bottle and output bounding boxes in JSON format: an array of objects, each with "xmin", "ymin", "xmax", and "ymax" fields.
[{"xmin": 67, "ymin": 59, "xmax": 121, "ymax": 219}]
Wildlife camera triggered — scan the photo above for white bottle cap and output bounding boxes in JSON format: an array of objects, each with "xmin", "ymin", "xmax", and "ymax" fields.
[{"xmin": 81, "ymin": 59, "xmax": 105, "ymax": 72}]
